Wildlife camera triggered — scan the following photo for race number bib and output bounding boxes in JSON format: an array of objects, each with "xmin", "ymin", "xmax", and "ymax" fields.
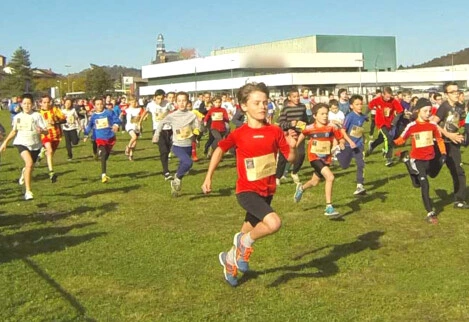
[
  {"xmin": 245, "ymin": 153, "xmax": 276, "ymax": 181},
  {"xmin": 16, "ymin": 116, "xmax": 33, "ymax": 131},
  {"xmin": 414, "ymin": 131, "xmax": 433, "ymax": 148},
  {"xmin": 130, "ymin": 115, "xmax": 140, "ymax": 124},
  {"xmin": 156, "ymin": 112, "xmax": 167, "ymax": 121},
  {"xmin": 95, "ymin": 118, "xmax": 109, "ymax": 129},
  {"xmin": 310, "ymin": 140, "xmax": 331, "ymax": 155},
  {"xmin": 295, "ymin": 121, "xmax": 306, "ymax": 131},
  {"xmin": 67, "ymin": 115, "xmax": 75, "ymax": 124},
  {"xmin": 211, "ymin": 112, "xmax": 223, "ymax": 121},
  {"xmin": 349, "ymin": 126, "xmax": 364, "ymax": 138},
  {"xmin": 383, "ymin": 107, "xmax": 391, "ymax": 117},
  {"xmin": 175, "ymin": 126, "xmax": 193, "ymax": 140}
]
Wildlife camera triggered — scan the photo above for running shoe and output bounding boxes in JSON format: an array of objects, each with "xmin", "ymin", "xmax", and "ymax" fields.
[
  {"xmin": 233, "ymin": 232, "xmax": 253, "ymax": 273},
  {"xmin": 18, "ymin": 168, "xmax": 25, "ymax": 185},
  {"xmin": 294, "ymin": 183, "xmax": 304, "ymax": 203},
  {"xmin": 276, "ymin": 178, "xmax": 281, "ymax": 186},
  {"xmin": 385, "ymin": 158, "xmax": 393, "ymax": 167},
  {"xmin": 454, "ymin": 201, "xmax": 469, "ymax": 209},
  {"xmin": 49, "ymin": 172, "xmax": 57, "ymax": 183},
  {"xmin": 353, "ymin": 184, "xmax": 366, "ymax": 195},
  {"xmin": 170, "ymin": 178, "xmax": 181, "ymax": 197},
  {"xmin": 426, "ymin": 211, "xmax": 438, "ymax": 224},
  {"xmin": 164, "ymin": 173, "xmax": 173, "ymax": 181},
  {"xmin": 219, "ymin": 252, "xmax": 238, "ymax": 287},
  {"xmin": 24, "ymin": 191, "xmax": 34, "ymax": 201},
  {"xmin": 102, "ymin": 175, "xmax": 110, "ymax": 183},
  {"xmin": 324, "ymin": 205, "xmax": 340, "ymax": 218},
  {"xmin": 291, "ymin": 173, "xmax": 300, "ymax": 184}
]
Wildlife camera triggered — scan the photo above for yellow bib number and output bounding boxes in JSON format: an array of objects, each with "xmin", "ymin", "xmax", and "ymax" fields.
[
  {"xmin": 310, "ymin": 140, "xmax": 331, "ymax": 155},
  {"xmin": 175, "ymin": 126, "xmax": 193, "ymax": 140},
  {"xmin": 245, "ymin": 153, "xmax": 276, "ymax": 181},
  {"xmin": 414, "ymin": 131, "xmax": 433, "ymax": 148},
  {"xmin": 211, "ymin": 112, "xmax": 223, "ymax": 121},
  {"xmin": 349, "ymin": 125, "xmax": 364, "ymax": 138},
  {"xmin": 95, "ymin": 118, "xmax": 109, "ymax": 129}
]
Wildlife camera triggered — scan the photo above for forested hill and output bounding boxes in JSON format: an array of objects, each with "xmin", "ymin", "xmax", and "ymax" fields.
[
  {"xmin": 73, "ymin": 65, "xmax": 141, "ymax": 79},
  {"xmin": 401, "ymin": 48, "xmax": 469, "ymax": 69}
]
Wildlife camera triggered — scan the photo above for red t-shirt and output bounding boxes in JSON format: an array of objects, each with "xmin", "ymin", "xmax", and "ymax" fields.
[
  {"xmin": 368, "ymin": 97, "xmax": 403, "ymax": 129},
  {"xmin": 302, "ymin": 123, "xmax": 343, "ymax": 163},
  {"xmin": 394, "ymin": 120, "xmax": 446, "ymax": 160},
  {"xmin": 204, "ymin": 107, "xmax": 229, "ymax": 132},
  {"xmin": 218, "ymin": 124, "xmax": 291, "ymax": 197}
]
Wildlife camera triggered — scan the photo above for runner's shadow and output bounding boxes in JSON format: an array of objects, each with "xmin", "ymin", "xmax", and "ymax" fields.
[
  {"xmin": 238, "ymin": 230, "xmax": 384, "ymax": 287},
  {"xmin": 188, "ymin": 188, "xmax": 233, "ymax": 200},
  {"xmin": 433, "ymin": 189, "xmax": 454, "ymax": 211},
  {"xmin": 366, "ymin": 173, "xmax": 407, "ymax": 191},
  {"xmin": 337, "ymin": 191, "xmax": 389, "ymax": 218}
]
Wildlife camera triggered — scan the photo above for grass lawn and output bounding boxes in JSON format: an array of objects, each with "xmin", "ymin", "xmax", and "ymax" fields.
[{"xmin": 1, "ymin": 109, "xmax": 469, "ymax": 321}]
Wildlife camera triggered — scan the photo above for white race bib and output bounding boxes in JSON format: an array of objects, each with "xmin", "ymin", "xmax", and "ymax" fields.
[
  {"xmin": 310, "ymin": 140, "xmax": 331, "ymax": 155},
  {"xmin": 349, "ymin": 126, "xmax": 364, "ymax": 138},
  {"xmin": 211, "ymin": 112, "xmax": 223, "ymax": 121},
  {"xmin": 175, "ymin": 126, "xmax": 193, "ymax": 140},
  {"xmin": 95, "ymin": 118, "xmax": 109, "ymax": 129},
  {"xmin": 414, "ymin": 131, "xmax": 433, "ymax": 148},
  {"xmin": 245, "ymin": 153, "xmax": 276, "ymax": 181},
  {"xmin": 16, "ymin": 116, "xmax": 33, "ymax": 131}
]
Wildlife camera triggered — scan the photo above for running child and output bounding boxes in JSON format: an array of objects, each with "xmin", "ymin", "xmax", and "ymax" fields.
[
  {"xmin": 394, "ymin": 98, "xmax": 447, "ymax": 224},
  {"xmin": 336, "ymin": 95, "xmax": 368, "ymax": 195},
  {"xmin": 204, "ymin": 96, "xmax": 230, "ymax": 153},
  {"xmin": 293, "ymin": 103, "xmax": 345, "ymax": 217},
  {"xmin": 39, "ymin": 95, "xmax": 66, "ymax": 182},
  {"xmin": 201, "ymin": 82, "xmax": 298, "ymax": 287},
  {"xmin": 83, "ymin": 98, "xmax": 121, "ymax": 183},
  {"xmin": 0, "ymin": 93, "xmax": 48, "ymax": 200},
  {"xmin": 153, "ymin": 91, "xmax": 199, "ymax": 197},
  {"xmin": 123, "ymin": 96, "xmax": 144, "ymax": 161},
  {"xmin": 61, "ymin": 98, "xmax": 80, "ymax": 161}
]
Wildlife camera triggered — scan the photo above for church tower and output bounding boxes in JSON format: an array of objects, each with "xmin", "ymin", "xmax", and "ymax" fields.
[{"xmin": 156, "ymin": 34, "xmax": 166, "ymax": 63}]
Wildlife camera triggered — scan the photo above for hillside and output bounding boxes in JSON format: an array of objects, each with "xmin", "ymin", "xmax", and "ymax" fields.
[
  {"xmin": 72, "ymin": 65, "xmax": 141, "ymax": 79},
  {"xmin": 403, "ymin": 48, "xmax": 469, "ymax": 69}
]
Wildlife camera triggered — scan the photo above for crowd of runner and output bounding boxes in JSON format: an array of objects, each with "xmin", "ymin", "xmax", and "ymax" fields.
[{"xmin": 1, "ymin": 81, "xmax": 468, "ymax": 286}]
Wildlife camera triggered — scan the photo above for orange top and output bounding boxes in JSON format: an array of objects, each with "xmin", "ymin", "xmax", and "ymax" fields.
[{"xmin": 40, "ymin": 107, "xmax": 66, "ymax": 141}]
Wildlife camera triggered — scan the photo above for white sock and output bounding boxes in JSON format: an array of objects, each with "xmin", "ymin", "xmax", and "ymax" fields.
[
  {"xmin": 242, "ymin": 232, "xmax": 255, "ymax": 248},
  {"xmin": 226, "ymin": 246, "xmax": 236, "ymax": 264}
]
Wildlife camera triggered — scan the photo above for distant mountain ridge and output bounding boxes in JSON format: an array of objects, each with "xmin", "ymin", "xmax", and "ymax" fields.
[
  {"xmin": 401, "ymin": 48, "xmax": 469, "ymax": 69},
  {"xmin": 73, "ymin": 65, "xmax": 141, "ymax": 79}
]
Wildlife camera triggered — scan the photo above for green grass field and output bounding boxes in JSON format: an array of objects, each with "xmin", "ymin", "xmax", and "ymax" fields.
[{"xmin": 1, "ymin": 109, "xmax": 469, "ymax": 321}]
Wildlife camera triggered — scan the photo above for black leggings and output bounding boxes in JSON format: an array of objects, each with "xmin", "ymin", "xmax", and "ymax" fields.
[{"xmin": 63, "ymin": 130, "xmax": 79, "ymax": 159}]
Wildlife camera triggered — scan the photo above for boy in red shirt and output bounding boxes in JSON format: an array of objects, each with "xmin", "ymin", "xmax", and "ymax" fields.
[
  {"xmin": 202, "ymin": 82, "xmax": 298, "ymax": 287},
  {"xmin": 203, "ymin": 96, "xmax": 229, "ymax": 153},
  {"xmin": 293, "ymin": 103, "xmax": 345, "ymax": 217},
  {"xmin": 367, "ymin": 87, "xmax": 403, "ymax": 166},
  {"xmin": 394, "ymin": 98, "xmax": 447, "ymax": 224}
]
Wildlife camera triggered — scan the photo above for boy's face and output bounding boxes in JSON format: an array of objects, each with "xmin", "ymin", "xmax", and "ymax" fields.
[
  {"xmin": 41, "ymin": 97, "xmax": 51, "ymax": 110},
  {"xmin": 403, "ymin": 94, "xmax": 411, "ymax": 103},
  {"xmin": 213, "ymin": 99, "xmax": 221, "ymax": 107},
  {"xmin": 129, "ymin": 99, "xmax": 137, "ymax": 107},
  {"xmin": 302, "ymin": 90, "xmax": 309, "ymax": 98},
  {"xmin": 383, "ymin": 92, "xmax": 392, "ymax": 101},
  {"xmin": 21, "ymin": 98, "xmax": 33, "ymax": 113},
  {"xmin": 154, "ymin": 95, "xmax": 164, "ymax": 105},
  {"xmin": 94, "ymin": 100, "xmax": 104, "ymax": 112},
  {"xmin": 315, "ymin": 107, "xmax": 329, "ymax": 125},
  {"xmin": 176, "ymin": 95, "xmax": 188, "ymax": 111},
  {"xmin": 288, "ymin": 91, "xmax": 300, "ymax": 105},
  {"xmin": 241, "ymin": 91, "xmax": 267, "ymax": 122},
  {"xmin": 167, "ymin": 93, "xmax": 175, "ymax": 103},
  {"xmin": 350, "ymin": 99, "xmax": 363, "ymax": 113},
  {"xmin": 418, "ymin": 106, "xmax": 431, "ymax": 121},
  {"xmin": 339, "ymin": 91, "xmax": 348, "ymax": 101},
  {"xmin": 330, "ymin": 104, "xmax": 339, "ymax": 113}
]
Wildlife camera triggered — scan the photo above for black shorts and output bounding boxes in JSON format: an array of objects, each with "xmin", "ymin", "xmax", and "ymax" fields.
[
  {"xmin": 310, "ymin": 159, "xmax": 328, "ymax": 178},
  {"xmin": 15, "ymin": 145, "xmax": 40, "ymax": 163},
  {"xmin": 236, "ymin": 192, "xmax": 274, "ymax": 227}
]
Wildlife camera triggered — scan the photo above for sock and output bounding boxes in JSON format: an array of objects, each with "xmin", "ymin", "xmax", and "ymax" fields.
[
  {"xmin": 191, "ymin": 141, "xmax": 197, "ymax": 158},
  {"xmin": 226, "ymin": 246, "xmax": 236, "ymax": 264},
  {"xmin": 326, "ymin": 203, "xmax": 332, "ymax": 208},
  {"xmin": 102, "ymin": 173, "xmax": 106, "ymax": 178},
  {"xmin": 242, "ymin": 232, "xmax": 255, "ymax": 248}
]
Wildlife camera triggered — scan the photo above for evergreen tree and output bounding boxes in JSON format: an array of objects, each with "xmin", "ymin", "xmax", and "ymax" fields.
[
  {"xmin": 85, "ymin": 67, "xmax": 113, "ymax": 97},
  {"xmin": 0, "ymin": 47, "xmax": 34, "ymax": 97}
]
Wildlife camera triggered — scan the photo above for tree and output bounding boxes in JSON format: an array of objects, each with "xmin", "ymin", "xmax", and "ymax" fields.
[
  {"xmin": 85, "ymin": 67, "xmax": 113, "ymax": 97},
  {"xmin": 0, "ymin": 47, "xmax": 34, "ymax": 97}
]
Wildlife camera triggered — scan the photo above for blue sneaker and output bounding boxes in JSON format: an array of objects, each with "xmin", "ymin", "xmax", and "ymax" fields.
[
  {"xmin": 294, "ymin": 183, "xmax": 304, "ymax": 203},
  {"xmin": 219, "ymin": 252, "xmax": 238, "ymax": 287},
  {"xmin": 324, "ymin": 205, "xmax": 340, "ymax": 218},
  {"xmin": 233, "ymin": 232, "xmax": 253, "ymax": 273}
]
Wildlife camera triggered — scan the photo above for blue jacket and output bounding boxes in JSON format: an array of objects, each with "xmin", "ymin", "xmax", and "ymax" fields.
[{"xmin": 84, "ymin": 110, "xmax": 121, "ymax": 140}]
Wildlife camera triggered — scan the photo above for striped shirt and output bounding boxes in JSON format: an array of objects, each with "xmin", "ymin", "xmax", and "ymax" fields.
[{"xmin": 278, "ymin": 103, "xmax": 309, "ymax": 131}]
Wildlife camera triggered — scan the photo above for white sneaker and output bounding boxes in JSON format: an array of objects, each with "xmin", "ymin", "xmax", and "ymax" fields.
[
  {"xmin": 276, "ymin": 178, "xmax": 281, "ymax": 186},
  {"xmin": 24, "ymin": 191, "xmax": 34, "ymax": 200},
  {"xmin": 18, "ymin": 168, "xmax": 25, "ymax": 185},
  {"xmin": 291, "ymin": 173, "xmax": 300, "ymax": 184},
  {"xmin": 353, "ymin": 185, "xmax": 366, "ymax": 195}
]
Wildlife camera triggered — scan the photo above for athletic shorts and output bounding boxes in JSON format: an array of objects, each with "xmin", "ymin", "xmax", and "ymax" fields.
[
  {"xmin": 236, "ymin": 192, "xmax": 274, "ymax": 226},
  {"xmin": 41, "ymin": 138, "xmax": 60, "ymax": 151},
  {"xmin": 127, "ymin": 129, "xmax": 141, "ymax": 136},
  {"xmin": 310, "ymin": 159, "xmax": 329, "ymax": 178},
  {"xmin": 15, "ymin": 145, "xmax": 40, "ymax": 163},
  {"xmin": 96, "ymin": 136, "xmax": 116, "ymax": 148}
]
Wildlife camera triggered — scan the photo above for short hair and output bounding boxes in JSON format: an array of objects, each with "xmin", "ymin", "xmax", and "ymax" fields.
[
  {"xmin": 329, "ymin": 99, "xmax": 339, "ymax": 107},
  {"xmin": 127, "ymin": 95, "xmax": 137, "ymax": 102},
  {"xmin": 41, "ymin": 94, "xmax": 52, "ymax": 101},
  {"xmin": 383, "ymin": 87, "xmax": 393, "ymax": 95},
  {"xmin": 338, "ymin": 88, "xmax": 347, "ymax": 96},
  {"xmin": 176, "ymin": 91, "xmax": 189, "ymax": 100},
  {"xmin": 286, "ymin": 87, "xmax": 299, "ymax": 97},
  {"xmin": 93, "ymin": 97, "xmax": 103, "ymax": 104},
  {"xmin": 402, "ymin": 90, "xmax": 411, "ymax": 96},
  {"xmin": 433, "ymin": 93, "xmax": 442, "ymax": 100},
  {"xmin": 349, "ymin": 94, "xmax": 363, "ymax": 104},
  {"xmin": 375, "ymin": 89, "xmax": 382, "ymax": 94},
  {"xmin": 237, "ymin": 82, "xmax": 269, "ymax": 106},
  {"xmin": 312, "ymin": 103, "xmax": 329, "ymax": 115},
  {"xmin": 154, "ymin": 89, "xmax": 165, "ymax": 97},
  {"xmin": 443, "ymin": 81, "xmax": 457, "ymax": 93},
  {"xmin": 203, "ymin": 91, "xmax": 210, "ymax": 96},
  {"xmin": 21, "ymin": 93, "xmax": 34, "ymax": 102},
  {"xmin": 166, "ymin": 91, "xmax": 176, "ymax": 97},
  {"xmin": 212, "ymin": 96, "xmax": 222, "ymax": 103}
]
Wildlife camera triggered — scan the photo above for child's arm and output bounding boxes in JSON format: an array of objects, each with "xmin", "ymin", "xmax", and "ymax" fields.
[
  {"xmin": 340, "ymin": 128, "xmax": 356, "ymax": 148},
  {"xmin": 0, "ymin": 129, "xmax": 17, "ymax": 151},
  {"xmin": 201, "ymin": 147, "xmax": 225, "ymax": 194},
  {"xmin": 296, "ymin": 133, "xmax": 305, "ymax": 147}
]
